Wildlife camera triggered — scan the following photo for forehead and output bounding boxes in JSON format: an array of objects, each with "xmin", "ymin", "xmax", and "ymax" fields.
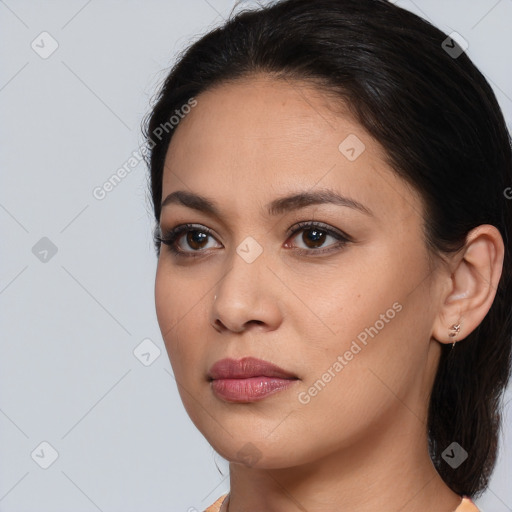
[
  {"xmin": 161, "ymin": 75, "xmax": 422, "ymax": 223},
  {"xmin": 167, "ymin": 74, "xmax": 359, "ymax": 159}
]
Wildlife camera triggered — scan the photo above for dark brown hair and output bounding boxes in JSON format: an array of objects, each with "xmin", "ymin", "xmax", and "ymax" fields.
[{"xmin": 143, "ymin": 0, "xmax": 512, "ymax": 498}]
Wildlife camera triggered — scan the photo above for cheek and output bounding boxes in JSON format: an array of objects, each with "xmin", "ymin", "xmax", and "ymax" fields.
[
  {"xmin": 291, "ymin": 246, "xmax": 429, "ymax": 414},
  {"xmin": 154, "ymin": 263, "xmax": 202, "ymax": 370},
  {"xmin": 316, "ymin": 235, "xmax": 430, "ymax": 344},
  {"xmin": 154, "ymin": 266, "xmax": 175, "ymax": 345},
  {"xmin": 291, "ymin": 251, "xmax": 403, "ymax": 347},
  {"xmin": 288, "ymin": 307, "xmax": 417, "ymax": 460},
  {"xmin": 154, "ymin": 260, "xmax": 201, "ymax": 333}
]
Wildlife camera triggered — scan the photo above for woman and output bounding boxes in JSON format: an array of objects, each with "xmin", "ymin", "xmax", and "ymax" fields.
[{"xmin": 143, "ymin": 0, "xmax": 512, "ymax": 510}]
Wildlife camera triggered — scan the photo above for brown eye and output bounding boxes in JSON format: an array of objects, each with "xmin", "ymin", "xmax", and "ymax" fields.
[
  {"xmin": 301, "ymin": 227, "xmax": 327, "ymax": 249},
  {"xmin": 156, "ymin": 223, "xmax": 222, "ymax": 257},
  {"xmin": 289, "ymin": 226, "xmax": 338, "ymax": 250},
  {"xmin": 285, "ymin": 221, "xmax": 351, "ymax": 255},
  {"xmin": 185, "ymin": 230, "xmax": 209, "ymax": 250}
]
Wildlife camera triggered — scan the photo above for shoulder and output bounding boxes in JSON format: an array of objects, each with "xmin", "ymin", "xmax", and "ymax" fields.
[
  {"xmin": 455, "ymin": 497, "xmax": 480, "ymax": 512},
  {"xmin": 203, "ymin": 493, "xmax": 229, "ymax": 512}
]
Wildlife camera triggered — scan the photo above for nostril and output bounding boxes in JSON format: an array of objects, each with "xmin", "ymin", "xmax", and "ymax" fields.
[{"xmin": 213, "ymin": 319, "xmax": 225, "ymax": 332}]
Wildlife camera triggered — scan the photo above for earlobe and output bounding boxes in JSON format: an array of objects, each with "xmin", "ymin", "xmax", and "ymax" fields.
[
  {"xmin": 432, "ymin": 225, "xmax": 504, "ymax": 346},
  {"xmin": 448, "ymin": 322, "xmax": 462, "ymax": 349}
]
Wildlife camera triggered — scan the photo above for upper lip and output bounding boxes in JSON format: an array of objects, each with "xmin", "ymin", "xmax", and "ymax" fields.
[{"xmin": 207, "ymin": 357, "xmax": 298, "ymax": 380}]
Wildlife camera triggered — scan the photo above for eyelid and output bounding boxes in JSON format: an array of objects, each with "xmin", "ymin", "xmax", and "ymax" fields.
[{"xmin": 285, "ymin": 220, "xmax": 353, "ymax": 242}]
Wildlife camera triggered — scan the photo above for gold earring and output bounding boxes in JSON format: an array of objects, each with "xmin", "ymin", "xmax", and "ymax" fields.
[{"xmin": 449, "ymin": 323, "xmax": 461, "ymax": 348}]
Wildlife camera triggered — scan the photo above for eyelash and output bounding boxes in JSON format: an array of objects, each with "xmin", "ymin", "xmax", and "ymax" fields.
[{"xmin": 155, "ymin": 221, "xmax": 352, "ymax": 259}]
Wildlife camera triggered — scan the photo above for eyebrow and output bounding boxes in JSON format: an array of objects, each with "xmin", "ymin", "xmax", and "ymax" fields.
[{"xmin": 160, "ymin": 189, "xmax": 373, "ymax": 217}]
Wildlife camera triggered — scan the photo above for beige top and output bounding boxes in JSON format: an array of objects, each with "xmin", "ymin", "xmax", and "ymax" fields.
[{"xmin": 203, "ymin": 493, "xmax": 480, "ymax": 512}]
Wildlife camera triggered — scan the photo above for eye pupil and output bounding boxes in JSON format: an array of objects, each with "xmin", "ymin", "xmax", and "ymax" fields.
[
  {"xmin": 187, "ymin": 230, "xmax": 208, "ymax": 249},
  {"xmin": 303, "ymin": 228, "xmax": 326, "ymax": 248}
]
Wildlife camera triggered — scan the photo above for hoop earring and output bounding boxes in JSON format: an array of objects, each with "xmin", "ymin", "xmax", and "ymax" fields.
[{"xmin": 449, "ymin": 323, "xmax": 461, "ymax": 349}]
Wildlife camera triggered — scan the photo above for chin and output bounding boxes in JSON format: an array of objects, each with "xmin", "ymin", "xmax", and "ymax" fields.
[{"xmin": 204, "ymin": 433, "xmax": 312, "ymax": 470}]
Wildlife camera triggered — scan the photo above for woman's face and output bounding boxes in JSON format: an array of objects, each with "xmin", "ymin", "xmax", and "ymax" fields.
[{"xmin": 155, "ymin": 75, "xmax": 445, "ymax": 468}]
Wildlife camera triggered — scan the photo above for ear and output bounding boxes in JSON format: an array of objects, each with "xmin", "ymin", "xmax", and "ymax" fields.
[{"xmin": 432, "ymin": 224, "xmax": 504, "ymax": 345}]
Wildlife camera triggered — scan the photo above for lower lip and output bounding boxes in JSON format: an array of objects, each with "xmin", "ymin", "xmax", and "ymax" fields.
[{"xmin": 211, "ymin": 377, "xmax": 298, "ymax": 403}]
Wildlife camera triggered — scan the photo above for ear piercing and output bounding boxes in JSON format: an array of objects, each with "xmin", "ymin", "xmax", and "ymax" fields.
[{"xmin": 449, "ymin": 323, "xmax": 461, "ymax": 348}]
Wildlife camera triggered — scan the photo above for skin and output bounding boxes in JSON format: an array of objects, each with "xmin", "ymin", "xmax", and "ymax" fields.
[{"xmin": 154, "ymin": 75, "xmax": 504, "ymax": 512}]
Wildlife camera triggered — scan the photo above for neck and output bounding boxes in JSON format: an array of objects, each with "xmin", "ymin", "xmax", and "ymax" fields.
[{"xmin": 224, "ymin": 412, "xmax": 462, "ymax": 512}]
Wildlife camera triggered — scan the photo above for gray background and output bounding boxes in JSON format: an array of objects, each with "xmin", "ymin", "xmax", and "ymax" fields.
[{"xmin": 0, "ymin": 1, "xmax": 511, "ymax": 511}]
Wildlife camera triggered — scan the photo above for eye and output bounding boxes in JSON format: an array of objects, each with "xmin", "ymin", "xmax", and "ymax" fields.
[
  {"xmin": 155, "ymin": 221, "xmax": 352, "ymax": 259},
  {"xmin": 284, "ymin": 221, "xmax": 351, "ymax": 255},
  {"xmin": 155, "ymin": 223, "xmax": 221, "ymax": 257}
]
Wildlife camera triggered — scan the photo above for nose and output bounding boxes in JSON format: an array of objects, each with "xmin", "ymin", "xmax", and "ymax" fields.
[{"xmin": 210, "ymin": 249, "xmax": 283, "ymax": 334}]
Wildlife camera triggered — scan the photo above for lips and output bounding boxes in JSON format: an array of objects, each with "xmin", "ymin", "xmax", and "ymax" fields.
[
  {"xmin": 207, "ymin": 357, "xmax": 299, "ymax": 403},
  {"xmin": 207, "ymin": 356, "xmax": 298, "ymax": 381}
]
